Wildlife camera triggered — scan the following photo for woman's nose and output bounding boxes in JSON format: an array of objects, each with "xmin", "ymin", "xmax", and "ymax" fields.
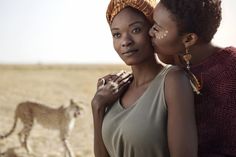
[
  {"xmin": 149, "ymin": 26, "xmax": 154, "ymax": 37},
  {"xmin": 121, "ymin": 36, "xmax": 133, "ymax": 47}
]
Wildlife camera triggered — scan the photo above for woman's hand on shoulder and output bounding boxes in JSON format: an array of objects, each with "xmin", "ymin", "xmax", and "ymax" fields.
[
  {"xmin": 91, "ymin": 70, "xmax": 132, "ymax": 112},
  {"xmin": 165, "ymin": 67, "xmax": 198, "ymax": 157}
]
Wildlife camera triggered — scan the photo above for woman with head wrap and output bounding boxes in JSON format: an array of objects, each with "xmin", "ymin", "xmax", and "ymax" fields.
[
  {"xmin": 149, "ymin": 0, "xmax": 236, "ymax": 156},
  {"xmin": 91, "ymin": 0, "xmax": 198, "ymax": 157}
]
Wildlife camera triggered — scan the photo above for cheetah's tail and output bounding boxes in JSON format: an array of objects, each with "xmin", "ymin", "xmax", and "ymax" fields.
[{"xmin": 0, "ymin": 115, "xmax": 18, "ymax": 139}]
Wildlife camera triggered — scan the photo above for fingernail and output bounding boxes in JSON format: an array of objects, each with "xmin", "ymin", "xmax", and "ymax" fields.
[{"xmin": 116, "ymin": 70, "xmax": 125, "ymax": 76}]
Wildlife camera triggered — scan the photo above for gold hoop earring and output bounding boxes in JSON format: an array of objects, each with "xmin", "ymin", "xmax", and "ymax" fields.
[
  {"xmin": 183, "ymin": 47, "xmax": 202, "ymax": 95},
  {"xmin": 183, "ymin": 48, "xmax": 192, "ymax": 70}
]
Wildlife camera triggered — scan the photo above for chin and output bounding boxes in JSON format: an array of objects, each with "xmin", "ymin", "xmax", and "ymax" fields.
[
  {"xmin": 123, "ymin": 61, "xmax": 134, "ymax": 66},
  {"xmin": 122, "ymin": 58, "xmax": 136, "ymax": 66}
]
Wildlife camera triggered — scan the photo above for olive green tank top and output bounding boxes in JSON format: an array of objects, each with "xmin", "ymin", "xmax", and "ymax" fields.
[{"xmin": 102, "ymin": 65, "xmax": 174, "ymax": 157}]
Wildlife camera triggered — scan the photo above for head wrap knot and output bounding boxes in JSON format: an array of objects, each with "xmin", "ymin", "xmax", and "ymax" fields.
[{"xmin": 106, "ymin": 0, "xmax": 156, "ymax": 25}]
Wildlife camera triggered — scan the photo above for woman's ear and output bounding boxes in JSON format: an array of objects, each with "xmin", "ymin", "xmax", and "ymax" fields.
[{"xmin": 182, "ymin": 33, "xmax": 198, "ymax": 48}]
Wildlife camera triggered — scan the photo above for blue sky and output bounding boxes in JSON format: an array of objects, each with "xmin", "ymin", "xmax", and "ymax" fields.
[{"xmin": 0, "ymin": 0, "xmax": 235, "ymax": 64}]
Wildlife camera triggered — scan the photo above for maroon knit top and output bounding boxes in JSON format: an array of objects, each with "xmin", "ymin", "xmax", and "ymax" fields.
[{"xmin": 191, "ymin": 47, "xmax": 236, "ymax": 157}]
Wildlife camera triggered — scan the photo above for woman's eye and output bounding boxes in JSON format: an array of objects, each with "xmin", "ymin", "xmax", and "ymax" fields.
[
  {"xmin": 153, "ymin": 26, "xmax": 159, "ymax": 32},
  {"xmin": 132, "ymin": 27, "xmax": 141, "ymax": 33},
  {"xmin": 113, "ymin": 33, "xmax": 121, "ymax": 38}
]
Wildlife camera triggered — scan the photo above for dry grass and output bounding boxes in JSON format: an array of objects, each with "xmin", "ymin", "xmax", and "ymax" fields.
[{"xmin": 0, "ymin": 64, "xmax": 130, "ymax": 157}]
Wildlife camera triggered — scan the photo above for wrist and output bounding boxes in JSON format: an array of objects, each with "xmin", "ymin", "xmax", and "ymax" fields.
[{"xmin": 91, "ymin": 99, "xmax": 106, "ymax": 113}]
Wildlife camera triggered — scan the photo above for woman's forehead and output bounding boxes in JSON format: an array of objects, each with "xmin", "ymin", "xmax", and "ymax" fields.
[
  {"xmin": 153, "ymin": 3, "xmax": 176, "ymax": 28},
  {"xmin": 111, "ymin": 7, "xmax": 147, "ymax": 27}
]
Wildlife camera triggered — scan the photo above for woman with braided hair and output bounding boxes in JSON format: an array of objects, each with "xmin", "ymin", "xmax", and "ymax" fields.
[
  {"xmin": 149, "ymin": 0, "xmax": 236, "ymax": 156},
  {"xmin": 91, "ymin": 0, "xmax": 198, "ymax": 157}
]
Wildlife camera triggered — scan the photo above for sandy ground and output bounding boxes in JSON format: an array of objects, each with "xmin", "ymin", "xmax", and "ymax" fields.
[{"xmin": 0, "ymin": 64, "xmax": 129, "ymax": 157}]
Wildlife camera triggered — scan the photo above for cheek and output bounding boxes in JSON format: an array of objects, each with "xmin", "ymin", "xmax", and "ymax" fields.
[
  {"xmin": 113, "ymin": 39, "xmax": 120, "ymax": 53},
  {"xmin": 113, "ymin": 39, "xmax": 125, "ymax": 60},
  {"xmin": 138, "ymin": 32, "xmax": 153, "ymax": 50},
  {"xmin": 140, "ymin": 36, "xmax": 152, "ymax": 48},
  {"xmin": 154, "ymin": 35, "xmax": 183, "ymax": 55}
]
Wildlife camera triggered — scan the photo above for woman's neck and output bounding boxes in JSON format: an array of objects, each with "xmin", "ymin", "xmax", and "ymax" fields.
[
  {"xmin": 130, "ymin": 59, "xmax": 163, "ymax": 87},
  {"xmin": 190, "ymin": 43, "xmax": 221, "ymax": 65}
]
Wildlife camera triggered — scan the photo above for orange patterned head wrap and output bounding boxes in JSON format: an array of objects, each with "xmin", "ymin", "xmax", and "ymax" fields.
[{"xmin": 106, "ymin": 0, "xmax": 156, "ymax": 25}]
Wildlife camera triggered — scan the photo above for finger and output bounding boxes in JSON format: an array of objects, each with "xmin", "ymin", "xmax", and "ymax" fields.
[
  {"xmin": 97, "ymin": 73, "xmax": 116, "ymax": 88},
  {"xmin": 98, "ymin": 79, "xmax": 106, "ymax": 90},
  {"xmin": 116, "ymin": 72, "xmax": 132, "ymax": 84},
  {"xmin": 103, "ymin": 74, "xmax": 115, "ymax": 80},
  {"xmin": 106, "ymin": 81, "xmax": 119, "ymax": 94},
  {"xmin": 112, "ymin": 70, "xmax": 126, "ymax": 82},
  {"xmin": 102, "ymin": 73, "xmax": 122, "ymax": 83},
  {"xmin": 97, "ymin": 78, "xmax": 104, "ymax": 89},
  {"xmin": 112, "ymin": 77, "xmax": 132, "ymax": 95},
  {"xmin": 97, "ymin": 71, "xmax": 129, "ymax": 90},
  {"xmin": 116, "ymin": 70, "xmax": 125, "ymax": 76},
  {"xmin": 111, "ymin": 84, "xmax": 120, "ymax": 95},
  {"xmin": 105, "ymin": 73, "xmax": 131, "ymax": 94},
  {"xmin": 118, "ymin": 75, "xmax": 133, "ymax": 88},
  {"xmin": 112, "ymin": 88, "xmax": 119, "ymax": 95}
]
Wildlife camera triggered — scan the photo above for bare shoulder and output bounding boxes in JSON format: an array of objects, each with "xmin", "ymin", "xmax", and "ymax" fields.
[
  {"xmin": 165, "ymin": 66, "xmax": 189, "ymax": 85},
  {"xmin": 164, "ymin": 66, "xmax": 193, "ymax": 107}
]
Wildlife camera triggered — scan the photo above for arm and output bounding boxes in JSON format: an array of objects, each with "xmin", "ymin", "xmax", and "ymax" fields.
[
  {"xmin": 92, "ymin": 100, "xmax": 110, "ymax": 157},
  {"xmin": 165, "ymin": 68, "xmax": 198, "ymax": 157},
  {"xmin": 91, "ymin": 72, "xmax": 132, "ymax": 157}
]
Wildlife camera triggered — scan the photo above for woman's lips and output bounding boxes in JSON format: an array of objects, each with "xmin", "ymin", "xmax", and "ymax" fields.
[{"xmin": 122, "ymin": 49, "xmax": 138, "ymax": 57}]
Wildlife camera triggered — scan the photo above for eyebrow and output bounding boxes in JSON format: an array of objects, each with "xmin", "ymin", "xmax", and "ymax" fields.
[
  {"xmin": 111, "ymin": 21, "xmax": 144, "ymax": 31},
  {"xmin": 111, "ymin": 28, "xmax": 119, "ymax": 31},
  {"xmin": 129, "ymin": 21, "xmax": 144, "ymax": 27}
]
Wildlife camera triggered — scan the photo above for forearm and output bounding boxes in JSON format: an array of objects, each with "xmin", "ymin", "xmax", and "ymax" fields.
[
  {"xmin": 91, "ymin": 72, "xmax": 131, "ymax": 157},
  {"xmin": 92, "ymin": 103, "xmax": 110, "ymax": 157}
]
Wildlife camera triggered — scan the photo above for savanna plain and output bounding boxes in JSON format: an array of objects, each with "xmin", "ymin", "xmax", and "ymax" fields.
[{"xmin": 0, "ymin": 64, "xmax": 130, "ymax": 157}]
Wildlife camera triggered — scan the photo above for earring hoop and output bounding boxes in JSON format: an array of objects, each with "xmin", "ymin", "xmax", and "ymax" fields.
[
  {"xmin": 183, "ymin": 48, "xmax": 192, "ymax": 70},
  {"xmin": 183, "ymin": 47, "xmax": 202, "ymax": 95}
]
